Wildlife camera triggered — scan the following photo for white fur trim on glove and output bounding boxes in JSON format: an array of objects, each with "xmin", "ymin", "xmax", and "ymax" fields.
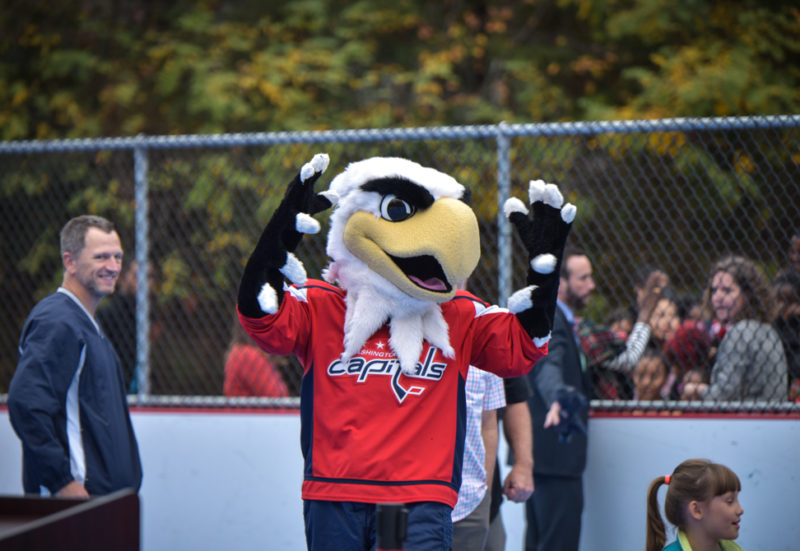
[
  {"xmin": 533, "ymin": 333, "xmax": 551, "ymax": 348},
  {"xmin": 257, "ymin": 283, "xmax": 279, "ymax": 314},
  {"xmin": 530, "ymin": 253, "xmax": 557, "ymax": 274},
  {"xmin": 301, "ymin": 153, "xmax": 330, "ymax": 182},
  {"xmin": 507, "ymin": 285, "xmax": 536, "ymax": 314},
  {"xmin": 503, "ymin": 197, "xmax": 528, "ymax": 218},
  {"xmin": 296, "ymin": 212, "xmax": 321, "ymax": 234},
  {"xmin": 280, "ymin": 252, "xmax": 307, "ymax": 285}
]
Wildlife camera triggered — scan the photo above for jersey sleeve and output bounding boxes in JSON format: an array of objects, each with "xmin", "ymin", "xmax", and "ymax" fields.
[
  {"xmin": 8, "ymin": 315, "xmax": 85, "ymax": 493},
  {"xmin": 462, "ymin": 298, "xmax": 548, "ymax": 378},
  {"xmin": 237, "ymin": 286, "xmax": 313, "ymax": 359}
]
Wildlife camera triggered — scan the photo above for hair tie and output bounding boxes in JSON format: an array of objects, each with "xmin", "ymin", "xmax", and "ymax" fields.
[{"xmin": 664, "ymin": 474, "xmax": 671, "ymax": 485}]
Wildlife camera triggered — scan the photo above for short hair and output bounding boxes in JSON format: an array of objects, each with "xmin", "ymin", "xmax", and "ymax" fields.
[
  {"xmin": 60, "ymin": 215, "xmax": 116, "ymax": 256},
  {"xmin": 560, "ymin": 246, "xmax": 587, "ymax": 279}
]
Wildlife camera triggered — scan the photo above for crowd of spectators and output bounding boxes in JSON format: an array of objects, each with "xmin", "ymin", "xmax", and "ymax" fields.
[{"xmin": 580, "ymin": 234, "xmax": 800, "ymax": 404}]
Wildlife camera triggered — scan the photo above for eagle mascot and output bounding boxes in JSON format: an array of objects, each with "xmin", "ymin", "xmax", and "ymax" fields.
[{"xmin": 237, "ymin": 154, "xmax": 575, "ymax": 551}]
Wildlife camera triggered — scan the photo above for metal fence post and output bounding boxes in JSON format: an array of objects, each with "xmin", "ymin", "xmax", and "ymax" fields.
[
  {"xmin": 496, "ymin": 121, "xmax": 512, "ymax": 306},
  {"xmin": 133, "ymin": 145, "xmax": 151, "ymax": 400}
]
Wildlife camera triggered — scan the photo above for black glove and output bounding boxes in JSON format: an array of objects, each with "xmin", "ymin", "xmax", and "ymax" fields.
[
  {"xmin": 505, "ymin": 180, "xmax": 576, "ymax": 341},
  {"xmin": 554, "ymin": 386, "xmax": 588, "ymax": 443},
  {"xmin": 237, "ymin": 154, "xmax": 335, "ymax": 318}
]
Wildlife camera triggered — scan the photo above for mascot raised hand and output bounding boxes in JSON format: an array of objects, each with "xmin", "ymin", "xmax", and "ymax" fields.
[{"xmin": 237, "ymin": 154, "xmax": 575, "ymax": 551}]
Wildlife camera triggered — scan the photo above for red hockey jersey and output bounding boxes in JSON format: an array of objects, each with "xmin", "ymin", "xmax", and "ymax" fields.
[{"xmin": 238, "ymin": 280, "xmax": 546, "ymax": 508}]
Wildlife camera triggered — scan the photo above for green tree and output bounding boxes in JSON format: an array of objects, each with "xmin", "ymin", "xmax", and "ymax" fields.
[{"xmin": 2, "ymin": 0, "xmax": 799, "ymax": 141}]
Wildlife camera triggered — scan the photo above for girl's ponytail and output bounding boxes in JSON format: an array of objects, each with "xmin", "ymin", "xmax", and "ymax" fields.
[{"xmin": 645, "ymin": 476, "xmax": 668, "ymax": 551}]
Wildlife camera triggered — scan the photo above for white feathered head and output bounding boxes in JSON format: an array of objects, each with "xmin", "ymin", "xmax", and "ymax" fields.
[
  {"xmin": 321, "ymin": 157, "xmax": 481, "ymax": 373},
  {"xmin": 323, "ymin": 157, "xmax": 480, "ymax": 303}
]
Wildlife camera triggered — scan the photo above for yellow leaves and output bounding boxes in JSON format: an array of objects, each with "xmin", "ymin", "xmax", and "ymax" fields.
[
  {"xmin": 206, "ymin": 231, "xmax": 250, "ymax": 255},
  {"xmin": 258, "ymin": 81, "xmax": 286, "ymax": 107},
  {"xmin": 734, "ymin": 155, "xmax": 756, "ymax": 175},
  {"xmin": 12, "ymin": 87, "xmax": 30, "ymax": 107},
  {"xmin": 18, "ymin": 23, "xmax": 62, "ymax": 54},
  {"xmin": 464, "ymin": 11, "xmax": 482, "ymax": 31},
  {"xmin": 158, "ymin": 253, "xmax": 191, "ymax": 300},
  {"xmin": 3, "ymin": 0, "xmax": 799, "ymax": 137},
  {"xmin": 647, "ymin": 132, "xmax": 686, "ymax": 158},
  {"xmin": 418, "ymin": 47, "xmax": 463, "ymax": 79},
  {"xmin": 34, "ymin": 122, "xmax": 51, "ymax": 139}
]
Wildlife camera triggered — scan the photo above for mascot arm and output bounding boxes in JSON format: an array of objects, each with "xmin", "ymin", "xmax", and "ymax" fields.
[
  {"xmin": 237, "ymin": 153, "xmax": 336, "ymax": 318},
  {"xmin": 504, "ymin": 180, "xmax": 575, "ymax": 344}
]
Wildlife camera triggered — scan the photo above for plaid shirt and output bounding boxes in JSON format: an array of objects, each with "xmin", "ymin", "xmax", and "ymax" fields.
[
  {"xmin": 576, "ymin": 318, "xmax": 627, "ymax": 367},
  {"xmin": 451, "ymin": 366, "xmax": 506, "ymax": 522}
]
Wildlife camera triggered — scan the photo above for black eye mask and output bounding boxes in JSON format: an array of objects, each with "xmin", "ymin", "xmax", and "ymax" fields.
[{"xmin": 360, "ymin": 178, "xmax": 435, "ymax": 211}]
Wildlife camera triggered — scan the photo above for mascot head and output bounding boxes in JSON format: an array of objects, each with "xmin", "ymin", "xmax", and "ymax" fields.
[
  {"xmin": 322, "ymin": 157, "xmax": 481, "ymax": 373},
  {"xmin": 324, "ymin": 157, "xmax": 480, "ymax": 302}
]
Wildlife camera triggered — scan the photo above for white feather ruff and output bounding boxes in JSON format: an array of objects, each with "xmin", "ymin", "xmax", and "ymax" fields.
[
  {"xmin": 422, "ymin": 308, "xmax": 455, "ymax": 359},
  {"xmin": 341, "ymin": 284, "xmax": 393, "ymax": 364},
  {"xmin": 322, "ymin": 157, "xmax": 466, "ymax": 374},
  {"xmin": 329, "ymin": 258, "xmax": 454, "ymax": 374},
  {"xmin": 390, "ymin": 315, "xmax": 425, "ymax": 375}
]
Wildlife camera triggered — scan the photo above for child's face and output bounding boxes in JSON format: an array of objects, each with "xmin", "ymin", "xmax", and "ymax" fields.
[
  {"xmin": 633, "ymin": 356, "xmax": 666, "ymax": 400},
  {"xmin": 682, "ymin": 369, "xmax": 704, "ymax": 386},
  {"xmin": 610, "ymin": 318, "xmax": 633, "ymax": 336},
  {"xmin": 650, "ymin": 298, "xmax": 680, "ymax": 341},
  {"xmin": 699, "ymin": 491, "xmax": 743, "ymax": 543}
]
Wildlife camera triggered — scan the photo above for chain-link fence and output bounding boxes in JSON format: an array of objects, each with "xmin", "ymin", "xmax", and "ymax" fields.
[{"xmin": 2, "ymin": 116, "xmax": 799, "ymax": 413}]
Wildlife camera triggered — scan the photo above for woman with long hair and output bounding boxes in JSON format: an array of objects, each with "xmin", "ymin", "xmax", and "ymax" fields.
[{"xmin": 682, "ymin": 255, "xmax": 787, "ymax": 401}]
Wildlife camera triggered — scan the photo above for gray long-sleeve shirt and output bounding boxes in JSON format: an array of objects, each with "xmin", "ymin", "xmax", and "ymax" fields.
[{"xmin": 703, "ymin": 319, "xmax": 788, "ymax": 402}]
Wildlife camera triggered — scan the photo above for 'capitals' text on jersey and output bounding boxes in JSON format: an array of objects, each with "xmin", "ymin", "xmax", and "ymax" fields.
[{"xmin": 327, "ymin": 345, "xmax": 446, "ymax": 403}]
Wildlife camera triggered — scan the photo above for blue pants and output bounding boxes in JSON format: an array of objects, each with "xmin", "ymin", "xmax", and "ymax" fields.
[{"xmin": 303, "ymin": 500, "xmax": 453, "ymax": 551}]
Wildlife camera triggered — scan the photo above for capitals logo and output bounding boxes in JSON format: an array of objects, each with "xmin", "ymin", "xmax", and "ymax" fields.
[{"xmin": 327, "ymin": 345, "xmax": 446, "ymax": 403}]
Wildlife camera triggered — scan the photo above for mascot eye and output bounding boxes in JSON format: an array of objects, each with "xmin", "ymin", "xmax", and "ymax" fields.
[{"xmin": 379, "ymin": 195, "xmax": 415, "ymax": 222}]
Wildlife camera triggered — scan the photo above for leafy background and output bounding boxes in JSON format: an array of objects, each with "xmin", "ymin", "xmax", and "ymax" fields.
[
  {"xmin": 3, "ymin": 0, "xmax": 799, "ymax": 140},
  {"xmin": 1, "ymin": 1, "xmax": 798, "ymax": 397}
]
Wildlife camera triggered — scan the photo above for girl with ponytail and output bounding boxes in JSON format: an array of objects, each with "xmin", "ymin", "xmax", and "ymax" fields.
[{"xmin": 645, "ymin": 458, "xmax": 744, "ymax": 551}]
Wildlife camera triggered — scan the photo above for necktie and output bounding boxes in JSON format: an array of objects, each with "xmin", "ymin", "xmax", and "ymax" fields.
[{"xmin": 572, "ymin": 317, "xmax": 588, "ymax": 372}]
